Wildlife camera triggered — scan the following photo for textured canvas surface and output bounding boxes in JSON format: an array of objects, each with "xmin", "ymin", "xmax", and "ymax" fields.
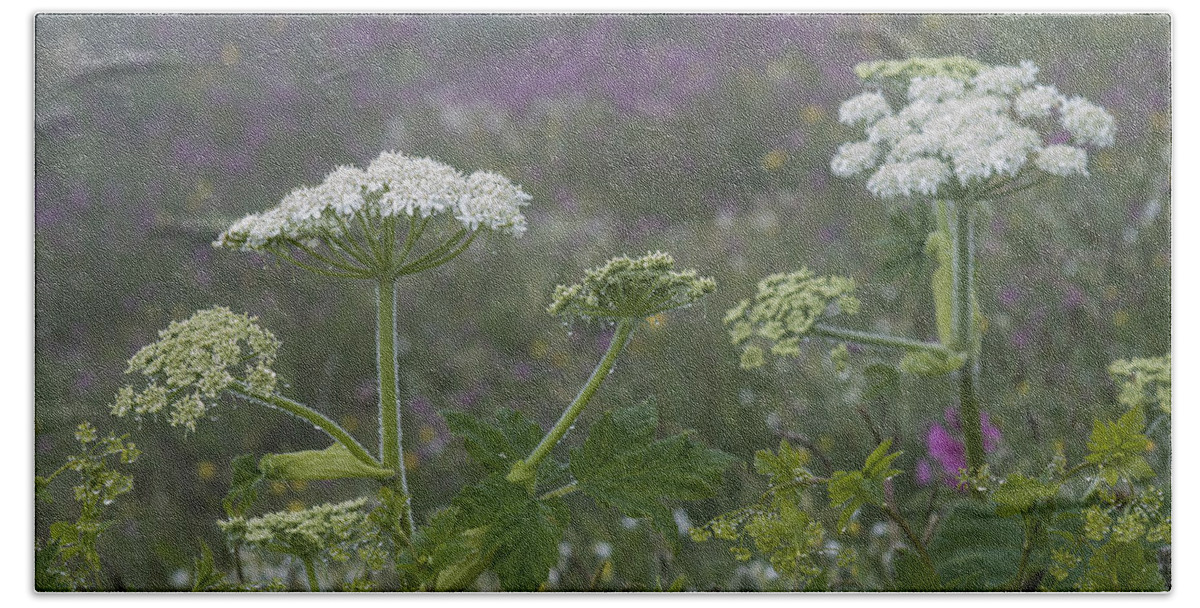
[{"xmin": 34, "ymin": 13, "xmax": 1170, "ymax": 592}]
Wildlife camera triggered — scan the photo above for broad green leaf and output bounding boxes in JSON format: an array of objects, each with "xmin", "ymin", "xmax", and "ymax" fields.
[
  {"xmin": 922, "ymin": 502, "xmax": 1025, "ymax": 591},
  {"xmin": 451, "ymin": 474, "xmax": 569, "ymax": 591},
  {"xmin": 992, "ymin": 473, "xmax": 1060, "ymax": 517},
  {"xmin": 443, "ymin": 408, "xmax": 543, "ymax": 473},
  {"xmin": 569, "ymin": 399, "xmax": 735, "ymax": 536},
  {"xmin": 1085, "ymin": 408, "xmax": 1154, "ymax": 486},
  {"xmin": 258, "ymin": 443, "xmax": 394, "ymax": 481}
]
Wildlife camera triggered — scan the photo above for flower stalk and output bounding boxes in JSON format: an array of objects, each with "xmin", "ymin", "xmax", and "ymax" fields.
[
  {"xmin": 507, "ymin": 319, "xmax": 636, "ymax": 489},
  {"xmin": 377, "ymin": 277, "xmax": 414, "ymax": 537},
  {"xmin": 952, "ymin": 200, "xmax": 987, "ymax": 480}
]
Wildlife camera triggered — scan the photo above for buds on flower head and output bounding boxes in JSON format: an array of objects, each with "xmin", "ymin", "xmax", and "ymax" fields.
[
  {"xmin": 833, "ymin": 57, "xmax": 1114, "ymax": 199},
  {"xmin": 111, "ymin": 306, "xmax": 280, "ymax": 432},
  {"xmin": 218, "ymin": 498, "xmax": 372, "ymax": 560},
  {"xmin": 548, "ymin": 251, "xmax": 716, "ymax": 322},
  {"xmin": 725, "ymin": 269, "xmax": 859, "ymax": 369}
]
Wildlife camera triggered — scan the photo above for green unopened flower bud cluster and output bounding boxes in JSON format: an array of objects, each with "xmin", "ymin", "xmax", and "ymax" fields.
[
  {"xmin": 548, "ymin": 251, "xmax": 716, "ymax": 322},
  {"xmin": 725, "ymin": 268, "xmax": 859, "ymax": 369},
  {"xmin": 219, "ymin": 498, "xmax": 373, "ymax": 561},
  {"xmin": 111, "ymin": 306, "xmax": 280, "ymax": 432},
  {"xmin": 1109, "ymin": 355, "xmax": 1171, "ymax": 415}
]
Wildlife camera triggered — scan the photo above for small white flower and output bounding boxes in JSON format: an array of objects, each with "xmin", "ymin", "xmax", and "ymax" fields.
[
  {"xmin": 838, "ymin": 91, "xmax": 891, "ymax": 126},
  {"xmin": 972, "ymin": 60, "xmax": 1038, "ymax": 95},
  {"xmin": 1035, "ymin": 145, "xmax": 1089, "ymax": 176},
  {"xmin": 866, "ymin": 115, "xmax": 912, "ymax": 145},
  {"xmin": 1060, "ymin": 96, "xmax": 1115, "ymax": 147},
  {"xmin": 908, "ymin": 75, "xmax": 965, "ymax": 102},
  {"xmin": 456, "ymin": 170, "xmax": 532, "ymax": 236},
  {"xmin": 1013, "ymin": 85, "xmax": 1063, "ymax": 119},
  {"xmin": 866, "ymin": 158, "xmax": 951, "ymax": 198},
  {"xmin": 830, "ymin": 141, "xmax": 878, "ymax": 177}
]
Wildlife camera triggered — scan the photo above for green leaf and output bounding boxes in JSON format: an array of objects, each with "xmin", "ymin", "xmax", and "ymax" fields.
[
  {"xmin": 569, "ymin": 399, "xmax": 735, "ymax": 536},
  {"xmin": 922, "ymin": 502, "xmax": 1025, "ymax": 591},
  {"xmin": 451, "ymin": 474, "xmax": 569, "ymax": 591},
  {"xmin": 191, "ymin": 540, "xmax": 232, "ymax": 591},
  {"xmin": 992, "ymin": 474, "xmax": 1060, "ymax": 517},
  {"xmin": 1078, "ymin": 540, "xmax": 1166, "ymax": 591},
  {"xmin": 223, "ymin": 454, "xmax": 265, "ymax": 518},
  {"xmin": 827, "ymin": 440, "xmax": 902, "ymax": 532},
  {"xmin": 1085, "ymin": 408, "xmax": 1154, "ymax": 486},
  {"xmin": 258, "ymin": 443, "xmax": 394, "ymax": 481},
  {"xmin": 443, "ymin": 408, "xmax": 543, "ymax": 473}
]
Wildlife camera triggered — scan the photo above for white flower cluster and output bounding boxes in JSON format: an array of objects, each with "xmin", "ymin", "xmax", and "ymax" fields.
[
  {"xmin": 547, "ymin": 251, "xmax": 716, "ymax": 322},
  {"xmin": 218, "ymin": 498, "xmax": 372, "ymax": 560},
  {"xmin": 831, "ymin": 59, "xmax": 1113, "ymax": 199},
  {"xmin": 111, "ymin": 306, "xmax": 280, "ymax": 432},
  {"xmin": 216, "ymin": 151, "xmax": 531, "ymax": 251}
]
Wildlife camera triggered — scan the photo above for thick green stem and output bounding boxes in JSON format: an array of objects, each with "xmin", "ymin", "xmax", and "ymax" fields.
[
  {"xmin": 811, "ymin": 323, "xmax": 952, "ymax": 355},
  {"xmin": 953, "ymin": 201, "xmax": 986, "ymax": 480},
  {"xmin": 377, "ymin": 278, "xmax": 415, "ymax": 537},
  {"xmin": 302, "ymin": 556, "xmax": 320, "ymax": 592},
  {"xmin": 508, "ymin": 319, "xmax": 636, "ymax": 489},
  {"xmin": 228, "ymin": 382, "xmax": 380, "ymax": 468}
]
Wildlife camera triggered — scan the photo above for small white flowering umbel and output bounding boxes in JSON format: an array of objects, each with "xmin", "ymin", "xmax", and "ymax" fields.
[
  {"xmin": 112, "ymin": 307, "xmax": 279, "ymax": 432},
  {"xmin": 831, "ymin": 57, "xmax": 1113, "ymax": 199},
  {"xmin": 219, "ymin": 498, "xmax": 376, "ymax": 591},
  {"xmin": 547, "ymin": 251, "xmax": 716, "ymax": 322},
  {"xmin": 507, "ymin": 252, "xmax": 715, "ymax": 488}
]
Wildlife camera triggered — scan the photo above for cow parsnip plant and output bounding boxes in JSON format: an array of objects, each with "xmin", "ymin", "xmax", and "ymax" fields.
[
  {"xmin": 107, "ymin": 151, "xmax": 730, "ymax": 590},
  {"xmin": 696, "ymin": 58, "xmax": 1169, "ymax": 591}
]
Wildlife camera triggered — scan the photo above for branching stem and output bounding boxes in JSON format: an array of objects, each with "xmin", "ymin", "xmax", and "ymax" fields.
[
  {"xmin": 227, "ymin": 382, "xmax": 379, "ymax": 468},
  {"xmin": 508, "ymin": 319, "xmax": 636, "ymax": 489}
]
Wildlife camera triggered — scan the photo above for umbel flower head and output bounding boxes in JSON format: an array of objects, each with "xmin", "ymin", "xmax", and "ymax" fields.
[
  {"xmin": 831, "ymin": 57, "xmax": 1114, "ymax": 199},
  {"xmin": 725, "ymin": 269, "xmax": 859, "ymax": 369},
  {"xmin": 548, "ymin": 251, "xmax": 716, "ymax": 322},
  {"xmin": 218, "ymin": 498, "xmax": 373, "ymax": 561},
  {"xmin": 215, "ymin": 151, "xmax": 531, "ymax": 279},
  {"xmin": 111, "ymin": 306, "xmax": 279, "ymax": 432},
  {"xmin": 1109, "ymin": 355, "xmax": 1171, "ymax": 415}
]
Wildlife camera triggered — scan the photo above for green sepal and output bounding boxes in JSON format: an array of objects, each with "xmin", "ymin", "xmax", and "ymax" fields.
[{"xmin": 259, "ymin": 444, "xmax": 394, "ymax": 481}]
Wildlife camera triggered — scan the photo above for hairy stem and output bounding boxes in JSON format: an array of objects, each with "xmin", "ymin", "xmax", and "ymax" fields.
[
  {"xmin": 508, "ymin": 319, "xmax": 636, "ymax": 489},
  {"xmin": 953, "ymin": 200, "xmax": 987, "ymax": 483},
  {"xmin": 228, "ymin": 383, "xmax": 379, "ymax": 468},
  {"xmin": 377, "ymin": 278, "xmax": 415, "ymax": 537},
  {"xmin": 811, "ymin": 323, "xmax": 951, "ymax": 355},
  {"xmin": 539, "ymin": 482, "xmax": 580, "ymax": 500},
  {"xmin": 302, "ymin": 556, "xmax": 320, "ymax": 592}
]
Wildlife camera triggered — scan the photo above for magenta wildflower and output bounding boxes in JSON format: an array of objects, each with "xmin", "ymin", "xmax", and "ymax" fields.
[{"xmin": 923, "ymin": 408, "xmax": 1002, "ymax": 489}]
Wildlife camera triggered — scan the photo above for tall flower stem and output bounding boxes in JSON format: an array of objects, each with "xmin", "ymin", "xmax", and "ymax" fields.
[
  {"xmin": 302, "ymin": 556, "xmax": 320, "ymax": 592},
  {"xmin": 953, "ymin": 200, "xmax": 986, "ymax": 478},
  {"xmin": 377, "ymin": 278, "xmax": 414, "ymax": 537},
  {"xmin": 507, "ymin": 319, "xmax": 636, "ymax": 489}
]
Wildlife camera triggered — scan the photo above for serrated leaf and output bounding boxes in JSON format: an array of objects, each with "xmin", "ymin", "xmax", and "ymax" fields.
[
  {"xmin": 992, "ymin": 473, "xmax": 1060, "ymax": 517},
  {"xmin": 451, "ymin": 474, "xmax": 569, "ymax": 591},
  {"xmin": 258, "ymin": 443, "xmax": 394, "ymax": 481},
  {"xmin": 828, "ymin": 440, "xmax": 902, "ymax": 532},
  {"xmin": 569, "ymin": 399, "xmax": 735, "ymax": 537},
  {"xmin": 443, "ymin": 408, "xmax": 543, "ymax": 473},
  {"xmin": 223, "ymin": 454, "xmax": 265, "ymax": 518},
  {"xmin": 1085, "ymin": 408, "xmax": 1154, "ymax": 486}
]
